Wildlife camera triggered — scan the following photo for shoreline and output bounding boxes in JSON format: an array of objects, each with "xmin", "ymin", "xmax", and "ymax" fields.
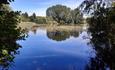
[{"xmin": 18, "ymin": 22, "xmax": 84, "ymax": 31}]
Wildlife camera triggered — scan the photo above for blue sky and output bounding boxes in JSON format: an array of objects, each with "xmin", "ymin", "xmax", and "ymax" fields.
[{"xmin": 10, "ymin": 0, "xmax": 84, "ymax": 16}]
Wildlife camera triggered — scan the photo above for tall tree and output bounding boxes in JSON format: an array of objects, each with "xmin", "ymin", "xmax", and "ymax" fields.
[
  {"xmin": 21, "ymin": 12, "xmax": 30, "ymax": 22},
  {"xmin": 22, "ymin": 12, "xmax": 29, "ymax": 18},
  {"xmin": 46, "ymin": 5, "xmax": 84, "ymax": 24},
  {"xmin": 46, "ymin": 5, "xmax": 71, "ymax": 24},
  {"xmin": 29, "ymin": 13, "xmax": 37, "ymax": 22}
]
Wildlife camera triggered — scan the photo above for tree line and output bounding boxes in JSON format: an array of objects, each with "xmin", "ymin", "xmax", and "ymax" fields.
[
  {"xmin": 21, "ymin": 12, "xmax": 47, "ymax": 24},
  {"xmin": 21, "ymin": 4, "xmax": 84, "ymax": 25}
]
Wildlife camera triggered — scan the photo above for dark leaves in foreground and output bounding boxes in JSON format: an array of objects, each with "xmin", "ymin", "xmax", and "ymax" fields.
[
  {"xmin": 0, "ymin": 1, "xmax": 25, "ymax": 70},
  {"xmin": 81, "ymin": 0, "xmax": 115, "ymax": 70}
]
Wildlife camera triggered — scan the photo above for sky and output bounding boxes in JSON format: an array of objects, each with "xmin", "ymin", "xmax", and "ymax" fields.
[{"xmin": 10, "ymin": 0, "xmax": 84, "ymax": 16}]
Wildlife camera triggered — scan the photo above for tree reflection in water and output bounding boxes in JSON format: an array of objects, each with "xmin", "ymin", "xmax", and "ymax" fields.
[{"xmin": 47, "ymin": 29, "xmax": 80, "ymax": 41}]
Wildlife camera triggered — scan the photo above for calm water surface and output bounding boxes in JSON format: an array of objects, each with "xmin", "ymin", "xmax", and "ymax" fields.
[{"xmin": 9, "ymin": 27, "xmax": 95, "ymax": 70}]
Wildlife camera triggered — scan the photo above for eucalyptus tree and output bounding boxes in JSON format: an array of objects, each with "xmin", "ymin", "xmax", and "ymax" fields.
[
  {"xmin": 46, "ymin": 5, "xmax": 71, "ymax": 24},
  {"xmin": 46, "ymin": 4, "xmax": 84, "ymax": 24}
]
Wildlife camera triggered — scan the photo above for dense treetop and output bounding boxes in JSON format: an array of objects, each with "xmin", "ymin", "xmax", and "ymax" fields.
[{"xmin": 46, "ymin": 5, "xmax": 84, "ymax": 24}]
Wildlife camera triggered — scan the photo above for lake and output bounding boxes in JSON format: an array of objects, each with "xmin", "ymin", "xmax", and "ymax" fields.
[{"xmin": 0, "ymin": 26, "xmax": 96, "ymax": 70}]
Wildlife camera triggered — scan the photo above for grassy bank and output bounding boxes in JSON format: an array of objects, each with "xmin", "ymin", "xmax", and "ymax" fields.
[{"xmin": 18, "ymin": 22, "xmax": 84, "ymax": 31}]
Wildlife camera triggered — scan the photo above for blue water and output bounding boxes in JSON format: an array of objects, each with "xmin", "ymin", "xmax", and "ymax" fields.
[{"xmin": 9, "ymin": 28, "xmax": 94, "ymax": 70}]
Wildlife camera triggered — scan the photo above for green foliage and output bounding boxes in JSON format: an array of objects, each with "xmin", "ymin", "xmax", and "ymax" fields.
[
  {"xmin": 46, "ymin": 5, "xmax": 71, "ymax": 24},
  {"xmin": 20, "ymin": 5, "xmax": 84, "ymax": 25},
  {"xmin": 112, "ymin": 2, "xmax": 115, "ymax": 7},
  {"xmin": 0, "ymin": 4, "xmax": 12, "ymax": 11},
  {"xmin": 46, "ymin": 5, "xmax": 84, "ymax": 24},
  {"xmin": 20, "ymin": 12, "xmax": 47, "ymax": 24},
  {"xmin": 29, "ymin": 13, "xmax": 46, "ymax": 24},
  {"xmin": 0, "ymin": 4, "xmax": 25, "ymax": 40},
  {"xmin": 80, "ymin": 0, "xmax": 115, "ymax": 70},
  {"xmin": 71, "ymin": 8, "xmax": 84, "ymax": 24},
  {"xmin": 21, "ymin": 12, "xmax": 30, "ymax": 22},
  {"xmin": 36, "ymin": 17, "xmax": 47, "ymax": 24},
  {"xmin": 22, "ymin": 12, "xmax": 29, "ymax": 18},
  {"xmin": 0, "ymin": 2, "xmax": 25, "ymax": 69},
  {"xmin": 86, "ymin": 8, "xmax": 115, "ymax": 70},
  {"xmin": 29, "ymin": 13, "xmax": 37, "ymax": 22}
]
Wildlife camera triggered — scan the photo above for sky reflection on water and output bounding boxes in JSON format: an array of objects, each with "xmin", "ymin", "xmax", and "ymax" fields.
[{"xmin": 10, "ymin": 27, "xmax": 95, "ymax": 70}]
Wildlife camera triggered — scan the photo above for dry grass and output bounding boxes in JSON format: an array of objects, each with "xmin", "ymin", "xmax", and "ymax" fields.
[
  {"xmin": 18, "ymin": 22, "xmax": 38, "ymax": 30},
  {"xmin": 18, "ymin": 22, "xmax": 84, "ymax": 31}
]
